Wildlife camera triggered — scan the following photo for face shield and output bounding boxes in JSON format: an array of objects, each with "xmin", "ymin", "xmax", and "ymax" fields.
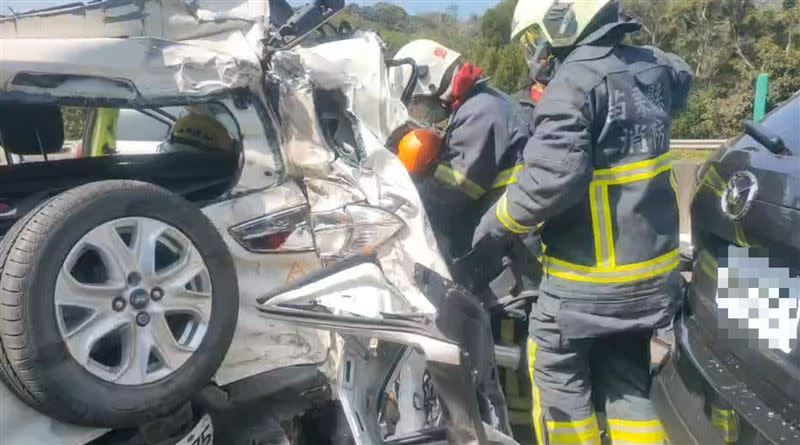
[
  {"xmin": 518, "ymin": 25, "xmax": 557, "ymax": 85},
  {"xmin": 407, "ymin": 95, "xmax": 450, "ymax": 127}
]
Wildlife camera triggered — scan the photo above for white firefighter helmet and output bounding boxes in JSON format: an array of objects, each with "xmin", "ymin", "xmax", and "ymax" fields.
[
  {"xmin": 511, "ymin": 0, "xmax": 617, "ymax": 81},
  {"xmin": 511, "ymin": 0, "xmax": 617, "ymax": 47},
  {"xmin": 394, "ymin": 39, "xmax": 462, "ymax": 98}
]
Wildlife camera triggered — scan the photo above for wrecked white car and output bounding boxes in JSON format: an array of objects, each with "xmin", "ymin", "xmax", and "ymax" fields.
[{"xmin": 0, "ymin": 1, "xmax": 518, "ymax": 444}]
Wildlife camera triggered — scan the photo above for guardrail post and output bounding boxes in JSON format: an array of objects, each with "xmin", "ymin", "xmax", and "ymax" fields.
[{"xmin": 754, "ymin": 73, "xmax": 770, "ymax": 123}]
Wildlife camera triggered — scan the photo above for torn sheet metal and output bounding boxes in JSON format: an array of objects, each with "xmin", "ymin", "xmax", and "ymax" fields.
[
  {"xmin": 0, "ymin": 0, "xmax": 267, "ymax": 42},
  {"xmin": 287, "ymin": 32, "xmax": 411, "ymax": 143},
  {"xmin": 0, "ymin": 34, "xmax": 262, "ymax": 101},
  {"xmin": 266, "ymin": 260, "xmax": 420, "ymax": 318},
  {"xmin": 273, "ymin": 32, "xmax": 448, "ymax": 316}
]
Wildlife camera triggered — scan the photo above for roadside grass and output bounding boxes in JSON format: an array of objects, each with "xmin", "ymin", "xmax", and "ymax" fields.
[{"xmin": 673, "ymin": 149, "xmax": 715, "ymax": 163}]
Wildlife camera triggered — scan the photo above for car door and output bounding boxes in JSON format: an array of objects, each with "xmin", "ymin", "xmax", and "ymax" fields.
[{"xmin": 255, "ymin": 256, "xmax": 518, "ymax": 445}]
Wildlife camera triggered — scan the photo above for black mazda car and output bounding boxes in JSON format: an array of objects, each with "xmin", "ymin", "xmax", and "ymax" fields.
[{"xmin": 653, "ymin": 90, "xmax": 800, "ymax": 445}]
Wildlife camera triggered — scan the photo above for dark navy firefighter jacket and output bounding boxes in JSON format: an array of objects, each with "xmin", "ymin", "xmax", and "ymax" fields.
[
  {"xmin": 488, "ymin": 20, "xmax": 693, "ymax": 338},
  {"xmin": 419, "ymin": 83, "xmax": 533, "ymax": 260}
]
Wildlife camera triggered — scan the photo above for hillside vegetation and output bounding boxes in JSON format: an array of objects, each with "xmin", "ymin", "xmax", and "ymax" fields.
[{"xmin": 334, "ymin": 0, "xmax": 799, "ymax": 139}]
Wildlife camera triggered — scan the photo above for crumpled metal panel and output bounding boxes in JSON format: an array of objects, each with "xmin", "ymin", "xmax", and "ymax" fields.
[
  {"xmin": 288, "ymin": 32, "xmax": 410, "ymax": 143},
  {"xmin": 0, "ymin": 0, "xmax": 267, "ymax": 41},
  {"xmin": 273, "ymin": 32, "xmax": 449, "ymax": 315},
  {"xmin": 0, "ymin": 33, "xmax": 262, "ymax": 101}
]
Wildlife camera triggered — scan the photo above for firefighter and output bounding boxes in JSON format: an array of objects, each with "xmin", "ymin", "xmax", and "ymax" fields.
[
  {"xmin": 159, "ymin": 109, "xmax": 236, "ymax": 154},
  {"xmin": 393, "ymin": 39, "xmax": 533, "ymax": 261},
  {"xmin": 473, "ymin": 1, "xmax": 693, "ymax": 444}
]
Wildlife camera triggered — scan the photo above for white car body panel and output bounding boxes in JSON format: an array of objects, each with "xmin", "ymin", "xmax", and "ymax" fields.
[
  {"xmin": 0, "ymin": 0, "xmax": 267, "ymax": 41},
  {"xmin": 0, "ymin": 1, "xmax": 451, "ymax": 442},
  {"xmin": 0, "ymin": 33, "xmax": 262, "ymax": 101}
]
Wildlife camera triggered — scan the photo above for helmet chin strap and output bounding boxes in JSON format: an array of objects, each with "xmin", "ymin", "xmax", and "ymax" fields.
[
  {"xmin": 438, "ymin": 67, "xmax": 459, "ymax": 104},
  {"xmin": 532, "ymin": 57, "xmax": 563, "ymax": 86}
]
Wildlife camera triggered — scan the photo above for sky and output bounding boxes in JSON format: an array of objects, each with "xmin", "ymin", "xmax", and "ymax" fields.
[{"xmin": 1, "ymin": 0, "xmax": 499, "ymax": 17}]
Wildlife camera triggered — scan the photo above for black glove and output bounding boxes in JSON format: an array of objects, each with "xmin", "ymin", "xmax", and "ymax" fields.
[{"xmin": 472, "ymin": 200, "xmax": 512, "ymax": 247}]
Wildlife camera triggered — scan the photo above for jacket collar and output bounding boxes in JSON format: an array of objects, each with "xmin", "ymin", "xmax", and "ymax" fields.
[{"xmin": 566, "ymin": 19, "xmax": 642, "ymax": 62}]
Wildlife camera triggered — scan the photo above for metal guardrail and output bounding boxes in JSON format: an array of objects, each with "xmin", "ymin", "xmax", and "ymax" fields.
[{"xmin": 671, "ymin": 139, "xmax": 728, "ymax": 150}]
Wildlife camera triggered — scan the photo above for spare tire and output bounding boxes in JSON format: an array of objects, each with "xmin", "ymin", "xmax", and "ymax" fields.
[{"xmin": 0, "ymin": 180, "xmax": 238, "ymax": 427}]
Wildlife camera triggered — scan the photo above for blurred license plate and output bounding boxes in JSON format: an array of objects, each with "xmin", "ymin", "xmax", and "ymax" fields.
[{"xmin": 176, "ymin": 414, "xmax": 212, "ymax": 445}]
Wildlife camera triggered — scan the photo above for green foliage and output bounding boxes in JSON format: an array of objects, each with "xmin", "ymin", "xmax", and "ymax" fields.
[
  {"xmin": 623, "ymin": 0, "xmax": 799, "ymax": 138},
  {"xmin": 479, "ymin": 0, "xmax": 517, "ymax": 47},
  {"xmin": 351, "ymin": 3, "xmax": 413, "ymax": 32},
  {"xmin": 62, "ymin": 107, "xmax": 87, "ymax": 141},
  {"xmin": 334, "ymin": 0, "xmax": 798, "ymax": 137},
  {"xmin": 469, "ymin": 0, "xmax": 528, "ymax": 93}
]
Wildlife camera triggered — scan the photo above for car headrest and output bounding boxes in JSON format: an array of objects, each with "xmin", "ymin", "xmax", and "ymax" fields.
[{"xmin": 0, "ymin": 103, "xmax": 65, "ymax": 155}]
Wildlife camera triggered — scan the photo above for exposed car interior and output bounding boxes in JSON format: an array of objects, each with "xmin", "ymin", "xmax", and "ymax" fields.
[{"xmin": 0, "ymin": 101, "xmax": 241, "ymax": 237}]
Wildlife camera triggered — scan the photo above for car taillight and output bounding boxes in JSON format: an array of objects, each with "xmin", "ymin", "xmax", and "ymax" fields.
[
  {"xmin": 229, "ymin": 206, "xmax": 315, "ymax": 253},
  {"xmin": 229, "ymin": 204, "xmax": 405, "ymax": 260},
  {"xmin": 312, "ymin": 204, "xmax": 404, "ymax": 262}
]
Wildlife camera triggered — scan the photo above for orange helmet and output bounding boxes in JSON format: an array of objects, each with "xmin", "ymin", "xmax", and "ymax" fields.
[{"xmin": 397, "ymin": 128, "xmax": 442, "ymax": 175}]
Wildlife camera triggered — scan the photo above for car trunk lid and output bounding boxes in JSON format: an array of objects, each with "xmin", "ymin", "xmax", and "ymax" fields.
[{"xmin": 690, "ymin": 93, "xmax": 800, "ymax": 427}]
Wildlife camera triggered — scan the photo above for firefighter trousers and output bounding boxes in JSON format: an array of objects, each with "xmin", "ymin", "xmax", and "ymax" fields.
[{"xmin": 527, "ymin": 301, "xmax": 669, "ymax": 445}]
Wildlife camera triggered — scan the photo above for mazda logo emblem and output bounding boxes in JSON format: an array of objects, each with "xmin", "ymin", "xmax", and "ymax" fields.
[{"xmin": 721, "ymin": 171, "xmax": 758, "ymax": 220}]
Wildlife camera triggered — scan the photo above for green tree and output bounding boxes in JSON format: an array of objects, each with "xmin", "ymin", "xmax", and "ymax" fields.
[
  {"xmin": 479, "ymin": 0, "xmax": 517, "ymax": 47},
  {"xmin": 335, "ymin": 0, "xmax": 798, "ymax": 139},
  {"xmin": 62, "ymin": 107, "xmax": 87, "ymax": 141}
]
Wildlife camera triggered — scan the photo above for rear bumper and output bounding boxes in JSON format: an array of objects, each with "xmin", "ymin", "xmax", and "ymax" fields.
[{"xmin": 653, "ymin": 314, "xmax": 799, "ymax": 445}]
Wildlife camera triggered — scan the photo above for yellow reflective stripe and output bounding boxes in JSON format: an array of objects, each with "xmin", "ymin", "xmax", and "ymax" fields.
[
  {"xmin": 705, "ymin": 165, "xmax": 727, "ymax": 191},
  {"xmin": 580, "ymin": 153, "xmax": 677, "ymax": 282},
  {"xmin": 546, "ymin": 255, "xmax": 596, "ymax": 273},
  {"xmin": 697, "ymin": 249, "xmax": 717, "ymax": 278},
  {"xmin": 546, "ymin": 243, "xmax": 679, "ymax": 273},
  {"xmin": 611, "ymin": 249, "xmax": 679, "ymax": 272},
  {"xmin": 600, "ymin": 185, "xmax": 616, "ymax": 268},
  {"xmin": 608, "ymin": 429, "xmax": 667, "ymax": 444},
  {"xmin": 607, "ymin": 419, "xmax": 665, "ymax": 429},
  {"xmin": 545, "ymin": 258, "xmax": 679, "ymax": 284},
  {"xmin": 90, "ymin": 108, "xmax": 120, "ymax": 157},
  {"xmin": 669, "ymin": 170, "xmax": 680, "ymax": 201},
  {"xmin": 588, "ymin": 185, "xmax": 604, "ymax": 266},
  {"xmin": 548, "ymin": 418, "xmax": 600, "ymax": 444},
  {"xmin": 595, "ymin": 164, "xmax": 673, "ymax": 186},
  {"xmin": 491, "ymin": 164, "xmax": 525, "ymax": 189},
  {"xmin": 543, "ymin": 249, "xmax": 680, "ymax": 284},
  {"xmin": 544, "ymin": 261, "xmax": 679, "ymax": 284},
  {"xmin": 528, "ymin": 338, "xmax": 546, "ymax": 445},
  {"xmin": 711, "ymin": 407, "xmax": 740, "ymax": 443},
  {"xmin": 433, "ymin": 164, "xmax": 485, "ymax": 199},
  {"xmin": 547, "ymin": 415, "xmax": 601, "ymax": 444},
  {"xmin": 593, "ymin": 152, "xmax": 673, "ymax": 179},
  {"xmin": 496, "ymin": 193, "xmax": 531, "ymax": 234},
  {"xmin": 607, "ymin": 419, "xmax": 669, "ymax": 444}
]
